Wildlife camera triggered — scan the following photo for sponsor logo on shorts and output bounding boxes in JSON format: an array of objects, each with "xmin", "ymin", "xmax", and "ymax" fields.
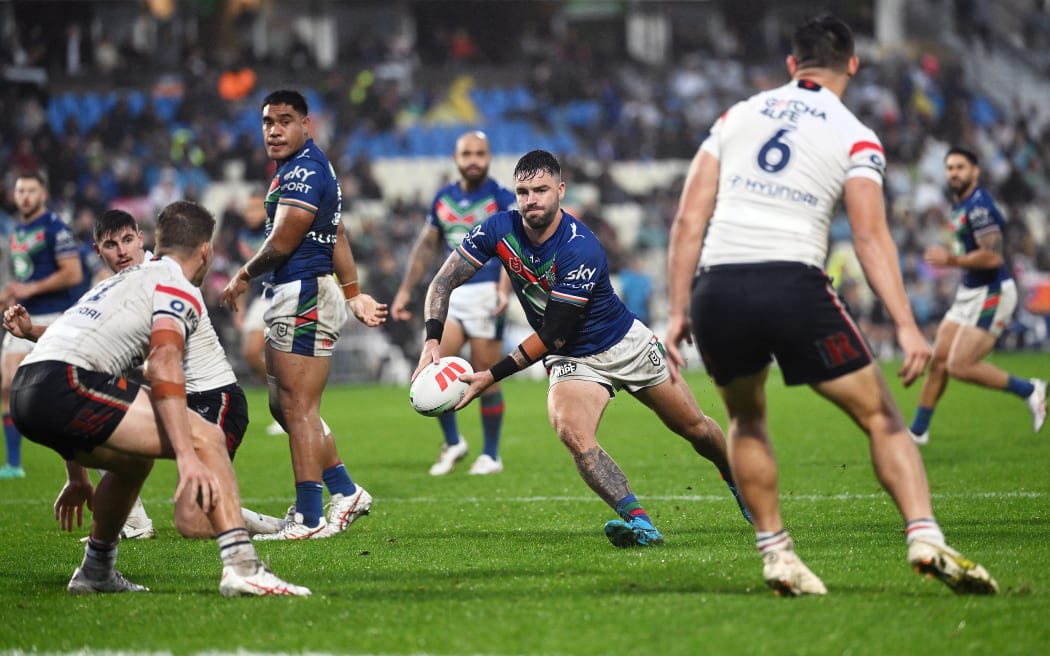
[{"xmin": 551, "ymin": 361, "xmax": 577, "ymax": 378}]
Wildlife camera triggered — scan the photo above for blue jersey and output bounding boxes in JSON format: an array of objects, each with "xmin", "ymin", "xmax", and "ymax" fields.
[
  {"xmin": 427, "ymin": 178, "xmax": 515, "ymax": 284},
  {"xmin": 68, "ymin": 240, "xmax": 99, "ymax": 303},
  {"xmin": 458, "ymin": 210, "xmax": 636, "ymax": 357},
  {"xmin": 264, "ymin": 139, "xmax": 341, "ymax": 284},
  {"xmin": 9, "ymin": 210, "xmax": 81, "ymax": 314},
  {"xmin": 951, "ymin": 186, "xmax": 1010, "ymax": 289}
]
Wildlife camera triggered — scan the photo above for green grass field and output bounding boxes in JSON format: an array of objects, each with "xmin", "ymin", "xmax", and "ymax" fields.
[{"xmin": 1, "ymin": 353, "xmax": 1048, "ymax": 655}]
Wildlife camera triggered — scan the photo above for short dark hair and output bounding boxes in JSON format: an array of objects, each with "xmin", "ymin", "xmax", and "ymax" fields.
[
  {"xmin": 946, "ymin": 146, "xmax": 979, "ymax": 166},
  {"xmin": 155, "ymin": 200, "xmax": 215, "ymax": 256},
  {"xmin": 94, "ymin": 209, "xmax": 139, "ymax": 243},
  {"xmin": 15, "ymin": 169, "xmax": 48, "ymax": 188},
  {"xmin": 514, "ymin": 150, "xmax": 561, "ymax": 182},
  {"xmin": 792, "ymin": 15, "xmax": 855, "ymax": 73},
  {"xmin": 261, "ymin": 89, "xmax": 308, "ymax": 116}
]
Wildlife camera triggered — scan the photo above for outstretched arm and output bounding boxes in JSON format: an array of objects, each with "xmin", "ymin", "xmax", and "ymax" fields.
[
  {"xmin": 391, "ymin": 225, "xmax": 441, "ymax": 320},
  {"xmin": 334, "ymin": 222, "xmax": 388, "ymax": 326},
  {"xmin": 844, "ymin": 177, "xmax": 930, "ymax": 386},
  {"xmin": 666, "ymin": 148, "xmax": 719, "ymax": 373},
  {"xmin": 219, "ymin": 203, "xmax": 311, "ymax": 310}
]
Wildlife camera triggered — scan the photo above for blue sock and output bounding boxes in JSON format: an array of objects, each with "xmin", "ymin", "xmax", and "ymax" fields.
[
  {"xmin": 480, "ymin": 391, "xmax": 504, "ymax": 459},
  {"xmin": 910, "ymin": 406, "xmax": 934, "ymax": 435},
  {"xmin": 437, "ymin": 412, "xmax": 460, "ymax": 445},
  {"xmin": 615, "ymin": 494, "xmax": 654, "ymax": 527},
  {"xmin": 1005, "ymin": 376, "xmax": 1035, "ymax": 399},
  {"xmin": 294, "ymin": 481, "xmax": 324, "ymax": 527},
  {"xmin": 3, "ymin": 413, "xmax": 21, "ymax": 468},
  {"xmin": 322, "ymin": 462, "xmax": 356, "ymax": 496}
]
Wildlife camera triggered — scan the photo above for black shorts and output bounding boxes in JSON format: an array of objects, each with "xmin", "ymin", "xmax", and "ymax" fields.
[
  {"xmin": 10, "ymin": 361, "xmax": 141, "ymax": 460},
  {"xmin": 187, "ymin": 384, "xmax": 249, "ymax": 460},
  {"xmin": 691, "ymin": 262, "xmax": 872, "ymax": 386}
]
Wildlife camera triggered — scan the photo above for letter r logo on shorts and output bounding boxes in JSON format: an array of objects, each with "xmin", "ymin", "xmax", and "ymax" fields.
[
  {"xmin": 815, "ymin": 332, "xmax": 861, "ymax": 368},
  {"xmin": 434, "ymin": 360, "xmax": 467, "ymax": 392}
]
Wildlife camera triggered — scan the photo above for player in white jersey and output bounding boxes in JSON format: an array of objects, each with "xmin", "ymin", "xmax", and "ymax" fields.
[
  {"xmin": 5, "ymin": 200, "xmax": 308, "ymax": 596},
  {"xmin": 665, "ymin": 15, "xmax": 996, "ymax": 597},
  {"xmin": 5, "ymin": 209, "xmax": 283, "ymax": 539}
]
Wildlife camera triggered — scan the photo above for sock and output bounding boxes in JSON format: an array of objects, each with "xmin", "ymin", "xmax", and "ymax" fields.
[
  {"xmin": 615, "ymin": 494, "xmax": 654, "ymax": 527},
  {"xmin": 720, "ymin": 472, "xmax": 753, "ymax": 524},
  {"xmin": 81, "ymin": 538, "xmax": 118, "ymax": 580},
  {"xmin": 480, "ymin": 391, "xmax": 504, "ymax": 459},
  {"xmin": 756, "ymin": 529, "xmax": 793, "ymax": 555},
  {"xmin": 217, "ymin": 528, "xmax": 258, "ymax": 575},
  {"xmin": 294, "ymin": 481, "xmax": 324, "ymax": 527},
  {"xmin": 437, "ymin": 413, "xmax": 460, "ymax": 446},
  {"xmin": 3, "ymin": 413, "xmax": 21, "ymax": 468},
  {"xmin": 1005, "ymin": 376, "xmax": 1035, "ymax": 399},
  {"xmin": 904, "ymin": 518, "xmax": 945, "ymax": 546},
  {"xmin": 322, "ymin": 462, "xmax": 356, "ymax": 496},
  {"xmin": 910, "ymin": 406, "xmax": 934, "ymax": 435}
]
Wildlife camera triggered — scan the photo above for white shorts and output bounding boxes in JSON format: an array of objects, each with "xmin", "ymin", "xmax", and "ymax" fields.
[
  {"xmin": 448, "ymin": 281, "xmax": 504, "ymax": 340},
  {"xmin": 544, "ymin": 320, "xmax": 669, "ymax": 396},
  {"xmin": 243, "ymin": 292, "xmax": 270, "ymax": 334},
  {"xmin": 943, "ymin": 279, "xmax": 1017, "ymax": 338},
  {"xmin": 2, "ymin": 312, "xmax": 62, "ymax": 354},
  {"xmin": 264, "ymin": 276, "xmax": 346, "ymax": 356}
]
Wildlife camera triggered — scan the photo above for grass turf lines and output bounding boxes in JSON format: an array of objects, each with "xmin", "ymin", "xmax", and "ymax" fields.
[{"xmin": 0, "ymin": 353, "xmax": 1047, "ymax": 655}]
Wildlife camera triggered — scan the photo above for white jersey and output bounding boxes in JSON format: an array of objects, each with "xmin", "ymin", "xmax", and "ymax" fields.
[
  {"xmin": 24, "ymin": 258, "xmax": 203, "ymax": 377},
  {"xmin": 699, "ymin": 79, "xmax": 885, "ymax": 268},
  {"xmin": 184, "ymin": 310, "xmax": 237, "ymax": 393},
  {"xmin": 141, "ymin": 250, "xmax": 235, "ymax": 392}
]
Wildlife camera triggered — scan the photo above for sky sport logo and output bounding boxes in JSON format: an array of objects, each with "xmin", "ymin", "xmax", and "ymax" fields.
[{"xmin": 434, "ymin": 359, "xmax": 468, "ymax": 392}]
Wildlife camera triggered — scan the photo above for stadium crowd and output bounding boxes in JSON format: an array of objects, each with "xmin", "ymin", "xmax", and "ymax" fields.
[{"xmin": 2, "ymin": 0, "xmax": 1050, "ymax": 381}]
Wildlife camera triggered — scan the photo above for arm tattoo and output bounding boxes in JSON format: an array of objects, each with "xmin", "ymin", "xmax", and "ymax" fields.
[
  {"xmin": 573, "ymin": 446, "xmax": 632, "ymax": 509},
  {"xmin": 424, "ymin": 254, "xmax": 477, "ymax": 323},
  {"xmin": 976, "ymin": 229, "xmax": 1003, "ymax": 257},
  {"xmin": 245, "ymin": 242, "xmax": 291, "ymax": 279}
]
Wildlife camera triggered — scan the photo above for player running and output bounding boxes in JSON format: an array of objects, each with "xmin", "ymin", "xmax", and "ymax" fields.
[{"xmin": 666, "ymin": 15, "xmax": 997, "ymax": 596}]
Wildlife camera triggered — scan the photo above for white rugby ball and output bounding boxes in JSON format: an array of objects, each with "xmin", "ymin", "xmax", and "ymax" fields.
[{"xmin": 410, "ymin": 356, "xmax": 473, "ymax": 417}]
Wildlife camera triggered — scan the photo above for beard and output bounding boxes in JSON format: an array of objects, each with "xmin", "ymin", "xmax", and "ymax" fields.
[{"xmin": 18, "ymin": 200, "xmax": 43, "ymax": 220}]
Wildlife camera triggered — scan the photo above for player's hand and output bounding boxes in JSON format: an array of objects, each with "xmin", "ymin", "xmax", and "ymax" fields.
[
  {"xmin": 923, "ymin": 245, "xmax": 953, "ymax": 267},
  {"xmin": 7, "ymin": 281, "xmax": 35, "ymax": 300},
  {"xmin": 895, "ymin": 323, "xmax": 931, "ymax": 387},
  {"xmin": 54, "ymin": 478, "xmax": 95, "ymax": 532},
  {"xmin": 348, "ymin": 293, "xmax": 388, "ymax": 327},
  {"xmin": 412, "ymin": 339, "xmax": 442, "ymax": 382},
  {"xmin": 454, "ymin": 370, "xmax": 494, "ymax": 411},
  {"xmin": 391, "ymin": 289, "xmax": 412, "ymax": 321},
  {"xmin": 664, "ymin": 313, "xmax": 694, "ymax": 371},
  {"xmin": 495, "ymin": 290, "xmax": 510, "ymax": 317},
  {"xmin": 3, "ymin": 304, "xmax": 33, "ymax": 338},
  {"xmin": 173, "ymin": 455, "xmax": 221, "ymax": 515},
  {"xmin": 219, "ymin": 275, "xmax": 249, "ymax": 311}
]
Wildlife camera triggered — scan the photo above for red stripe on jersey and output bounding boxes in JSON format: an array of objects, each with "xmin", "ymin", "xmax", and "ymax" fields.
[
  {"xmin": 849, "ymin": 140, "xmax": 884, "ymax": 156},
  {"xmin": 155, "ymin": 284, "xmax": 202, "ymax": 316}
]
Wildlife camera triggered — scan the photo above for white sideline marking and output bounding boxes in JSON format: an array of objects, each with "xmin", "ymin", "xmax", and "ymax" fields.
[{"xmin": 1, "ymin": 490, "xmax": 1043, "ymax": 508}]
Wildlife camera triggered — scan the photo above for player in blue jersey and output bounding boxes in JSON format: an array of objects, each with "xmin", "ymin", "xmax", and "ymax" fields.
[
  {"xmin": 0, "ymin": 170, "xmax": 84, "ymax": 479},
  {"xmin": 908, "ymin": 147, "xmax": 1046, "ymax": 445},
  {"xmin": 415, "ymin": 150, "xmax": 748, "ymax": 547},
  {"xmin": 220, "ymin": 89, "xmax": 388, "ymax": 540},
  {"xmin": 392, "ymin": 131, "xmax": 516, "ymax": 476}
]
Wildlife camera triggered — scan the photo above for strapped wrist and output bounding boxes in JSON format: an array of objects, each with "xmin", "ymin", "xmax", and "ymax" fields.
[
  {"xmin": 341, "ymin": 279, "xmax": 360, "ymax": 300},
  {"xmin": 424, "ymin": 319, "xmax": 444, "ymax": 342},
  {"xmin": 489, "ymin": 354, "xmax": 519, "ymax": 382}
]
